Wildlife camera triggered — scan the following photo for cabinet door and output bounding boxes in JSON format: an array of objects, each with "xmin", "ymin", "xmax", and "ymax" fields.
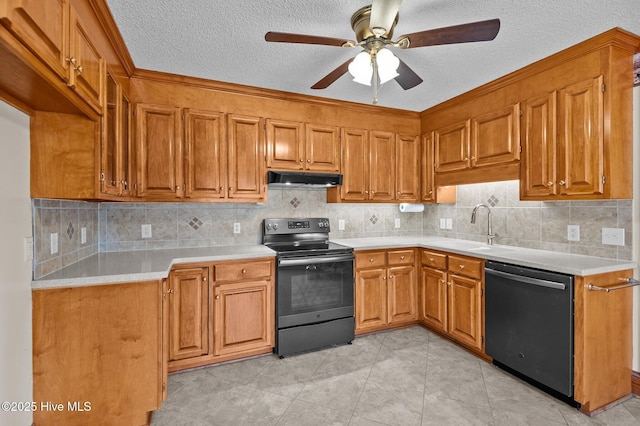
[
  {"xmin": 355, "ymin": 268, "xmax": 388, "ymax": 331},
  {"xmin": 265, "ymin": 119, "xmax": 304, "ymax": 170},
  {"xmin": 305, "ymin": 123, "xmax": 340, "ymax": 172},
  {"xmin": 168, "ymin": 267, "xmax": 210, "ymax": 361},
  {"xmin": 419, "ymin": 266, "xmax": 447, "ymax": 332},
  {"xmin": 184, "ymin": 109, "xmax": 225, "ymax": 199},
  {"xmin": 471, "ymin": 104, "xmax": 520, "ymax": 168},
  {"xmin": 387, "ymin": 265, "xmax": 417, "ymax": 324},
  {"xmin": 395, "ymin": 133, "xmax": 420, "ymax": 201},
  {"xmin": 421, "ymin": 132, "xmax": 436, "ymax": 202},
  {"xmin": 136, "ymin": 104, "xmax": 182, "ymax": 199},
  {"xmin": 447, "ymin": 274, "xmax": 483, "ymax": 350},
  {"xmin": 213, "ymin": 280, "xmax": 273, "ymax": 357},
  {"xmin": 520, "ymin": 92, "xmax": 557, "ymax": 198},
  {"xmin": 0, "ymin": 0, "xmax": 69, "ymax": 80},
  {"xmin": 434, "ymin": 120, "xmax": 470, "ymax": 172},
  {"xmin": 557, "ymin": 76, "xmax": 604, "ymax": 196},
  {"xmin": 369, "ymin": 130, "xmax": 395, "ymax": 201},
  {"xmin": 227, "ymin": 114, "xmax": 265, "ymax": 200},
  {"xmin": 101, "ymin": 72, "xmax": 120, "ymax": 196},
  {"xmin": 67, "ymin": 6, "xmax": 103, "ymax": 113},
  {"xmin": 340, "ymin": 127, "xmax": 369, "ymax": 201}
]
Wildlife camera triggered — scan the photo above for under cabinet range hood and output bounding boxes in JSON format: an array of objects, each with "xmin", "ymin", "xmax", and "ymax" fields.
[{"xmin": 267, "ymin": 171, "xmax": 343, "ymax": 188}]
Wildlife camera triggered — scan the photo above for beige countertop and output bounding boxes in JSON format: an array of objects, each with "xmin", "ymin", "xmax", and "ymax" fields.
[
  {"xmin": 33, "ymin": 237, "xmax": 637, "ymax": 289},
  {"xmin": 32, "ymin": 245, "xmax": 276, "ymax": 289},
  {"xmin": 332, "ymin": 236, "xmax": 637, "ymax": 277}
]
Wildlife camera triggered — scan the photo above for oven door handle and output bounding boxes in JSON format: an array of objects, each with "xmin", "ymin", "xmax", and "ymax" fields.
[{"xmin": 278, "ymin": 254, "xmax": 354, "ymax": 267}]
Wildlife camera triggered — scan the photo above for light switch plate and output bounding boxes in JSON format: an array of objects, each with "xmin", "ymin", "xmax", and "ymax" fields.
[
  {"xmin": 445, "ymin": 218, "xmax": 453, "ymax": 230},
  {"xmin": 602, "ymin": 227, "xmax": 625, "ymax": 246},
  {"xmin": 338, "ymin": 219, "xmax": 345, "ymax": 231},
  {"xmin": 50, "ymin": 232, "xmax": 58, "ymax": 254},
  {"xmin": 233, "ymin": 223, "xmax": 241, "ymax": 234},
  {"xmin": 24, "ymin": 236, "xmax": 33, "ymax": 262},
  {"xmin": 439, "ymin": 219, "xmax": 446, "ymax": 229},
  {"xmin": 394, "ymin": 218, "xmax": 401, "ymax": 229},
  {"xmin": 567, "ymin": 225, "xmax": 580, "ymax": 241},
  {"xmin": 81, "ymin": 227, "xmax": 87, "ymax": 245},
  {"xmin": 141, "ymin": 224, "xmax": 152, "ymax": 239}
]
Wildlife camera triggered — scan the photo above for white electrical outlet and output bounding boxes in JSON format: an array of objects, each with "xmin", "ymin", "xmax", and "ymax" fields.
[
  {"xmin": 81, "ymin": 227, "xmax": 87, "ymax": 245},
  {"xmin": 141, "ymin": 224, "xmax": 152, "ymax": 239},
  {"xmin": 338, "ymin": 219, "xmax": 345, "ymax": 231},
  {"xmin": 445, "ymin": 218, "xmax": 453, "ymax": 230},
  {"xmin": 602, "ymin": 227, "xmax": 625, "ymax": 246},
  {"xmin": 233, "ymin": 223, "xmax": 241, "ymax": 234},
  {"xmin": 394, "ymin": 218, "xmax": 401, "ymax": 229},
  {"xmin": 24, "ymin": 236, "xmax": 33, "ymax": 262},
  {"xmin": 567, "ymin": 225, "xmax": 580, "ymax": 241},
  {"xmin": 439, "ymin": 218, "xmax": 446, "ymax": 229},
  {"xmin": 50, "ymin": 232, "xmax": 58, "ymax": 254}
]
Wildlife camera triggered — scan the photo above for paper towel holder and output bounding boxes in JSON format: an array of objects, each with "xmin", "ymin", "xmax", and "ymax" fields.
[{"xmin": 399, "ymin": 203, "xmax": 425, "ymax": 213}]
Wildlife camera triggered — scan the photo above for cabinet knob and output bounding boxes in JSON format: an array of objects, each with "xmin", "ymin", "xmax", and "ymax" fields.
[
  {"xmin": 383, "ymin": 276, "xmax": 387, "ymax": 280},
  {"xmin": 242, "ymin": 269, "xmax": 247, "ymax": 274},
  {"xmin": 471, "ymin": 156, "xmax": 476, "ymax": 161},
  {"xmin": 428, "ymin": 190, "xmax": 433, "ymax": 195},
  {"xmin": 439, "ymin": 279, "xmax": 445, "ymax": 285},
  {"xmin": 547, "ymin": 181, "xmax": 553, "ymax": 187},
  {"xmin": 365, "ymin": 190, "xmax": 369, "ymax": 194},
  {"xmin": 307, "ymin": 159, "xmax": 311, "ymax": 163},
  {"xmin": 463, "ymin": 157, "xmax": 469, "ymax": 161},
  {"xmin": 558, "ymin": 180, "xmax": 566, "ymax": 186},
  {"xmin": 459, "ymin": 264, "xmax": 465, "ymax": 269},
  {"xmin": 203, "ymin": 277, "xmax": 207, "ymax": 281},
  {"xmin": 371, "ymin": 190, "xmax": 375, "ymax": 194},
  {"xmin": 447, "ymin": 281, "xmax": 452, "ymax": 286},
  {"xmin": 429, "ymin": 257, "xmax": 435, "ymax": 262},
  {"xmin": 65, "ymin": 57, "xmax": 77, "ymax": 65},
  {"xmin": 389, "ymin": 275, "xmax": 393, "ymax": 279},
  {"xmin": 299, "ymin": 159, "xmax": 304, "ymax": 162},
  {"xmin": 369, "ymin": 258, "xmax": 375, "ymax": 262},
  {"xmin": 400, "ymin": 256, "xmax": 405, "ymax": 260},
  {"xmin": 397, "ymin": 191, "xmax": 401, "ymax": 195},
  {"xmin": 215, "ymin": 295, "xmax": 220, "ymax": 300},
  {"xmin": 74, "ymin": 65, "xmax": 83, "ymax": 74}
]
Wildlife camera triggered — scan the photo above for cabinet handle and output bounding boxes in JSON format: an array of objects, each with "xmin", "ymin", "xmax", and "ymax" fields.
[
  {"xmin": 459, "ymin": 264, "xmax": 465, "ymax": 269},
  {"xmin": 242, "ymin": 269, "xmax": 247, "ymax": 274},
  {"xmin": 559, "ymin": 180, "xmax": 566, "ymax": 186}
]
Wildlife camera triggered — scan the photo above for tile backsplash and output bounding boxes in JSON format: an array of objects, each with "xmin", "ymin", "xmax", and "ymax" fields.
[{"xmin": 32, "ymin": 180, "xmax": 633, "ymax": 279}]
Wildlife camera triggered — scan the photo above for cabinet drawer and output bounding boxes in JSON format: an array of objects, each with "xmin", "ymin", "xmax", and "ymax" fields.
[
  {"xmin": 448, "ymin": 255, "xmax": 483, "ymax": 279},
  {"xmin": 421, "ymin": 250, "xmax": 447, "ymax": 270},
  {"xmin": 215, "ymin": 260, "xmax": 272, "ymax": 282},
  {"xmin": 356, "ymin": 251, "xmax": 386, "ymax": 269},
  {"xmin": 388, "ymin": 249, "xmax": 415, "ymax": 265}
]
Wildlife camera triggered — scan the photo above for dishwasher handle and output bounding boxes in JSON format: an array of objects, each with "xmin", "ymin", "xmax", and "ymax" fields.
[{"xmin": 485, "ymin": 267, "xmax": 566, "ymax": 290}]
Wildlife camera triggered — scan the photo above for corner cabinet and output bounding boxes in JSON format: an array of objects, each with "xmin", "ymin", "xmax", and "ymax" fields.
[
  {"xmin": 419, "ymin": 249, "xmax": 484, "ymax": 351},
  {"xmin": 355, "ymin": 249, "xmax": 418, "ymax": 333},
  {"xmin": 167, "ymin": 258, "xmax": 274, "ymax": 373},
  {"xmin": 135, "ymin": 105, "xmax": 266, "ymax": 202}
]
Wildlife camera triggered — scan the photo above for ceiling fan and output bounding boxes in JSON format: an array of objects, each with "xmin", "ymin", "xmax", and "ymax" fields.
[{"xmin": 265, "ymin": 0, "xmax": 500, "ymax": 104}]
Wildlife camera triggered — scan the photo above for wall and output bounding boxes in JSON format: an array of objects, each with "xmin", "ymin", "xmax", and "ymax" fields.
[{"xmin": 0, "ymin": 101, "xmax": 32, "ymax": 426}]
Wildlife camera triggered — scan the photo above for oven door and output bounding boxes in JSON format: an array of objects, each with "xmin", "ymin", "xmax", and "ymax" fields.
[{"xmin": 276, "ymin": 253, "xmax": 354, "ymax": 329}]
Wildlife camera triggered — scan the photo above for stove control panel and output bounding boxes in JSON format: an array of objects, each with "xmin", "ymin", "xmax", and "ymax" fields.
[{"xmin": 264, "ymin": 218, "xmax": 331, "ymax": 234}]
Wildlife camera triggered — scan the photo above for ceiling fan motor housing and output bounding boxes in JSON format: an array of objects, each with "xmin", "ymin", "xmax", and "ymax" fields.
[{"xmin": 350, "ymin": 5, "xmax": 398, "ymax": 42}]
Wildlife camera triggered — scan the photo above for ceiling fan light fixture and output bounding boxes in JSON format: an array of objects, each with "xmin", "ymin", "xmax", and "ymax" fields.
[
  {"xmin": 376, "ymin": 48, "xmax": 400, "ymax": 84},
  {"xmin": 348, "ymin": 51, "xmax": 373, "ymax": 86}
]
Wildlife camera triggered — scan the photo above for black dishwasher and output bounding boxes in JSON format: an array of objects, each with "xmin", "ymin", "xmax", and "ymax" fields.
[{"xmin": 485, "ymin": 261, "xmax": 574, "ymax": 400}]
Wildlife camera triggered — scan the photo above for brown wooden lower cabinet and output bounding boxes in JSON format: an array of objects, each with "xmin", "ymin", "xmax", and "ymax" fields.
[
  {"xmin": 167, "ymin": 257, "xmax": 275, "ymax": 372},
  {"xmin": 355, "ymin": 249, "xmax": 418, "ymax": 334},
  {"xmin": 32, "ymin": 281, "xmax": 164, "ymax": 426},
  {"xmin": 419, "ymin": 249, "xmax": 484, "ymax": 351}
]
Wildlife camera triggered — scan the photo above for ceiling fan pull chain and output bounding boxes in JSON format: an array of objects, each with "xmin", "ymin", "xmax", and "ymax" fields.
[{"xmin": 372, "ymin": 54, "xmax": 379, "ymax": 105}]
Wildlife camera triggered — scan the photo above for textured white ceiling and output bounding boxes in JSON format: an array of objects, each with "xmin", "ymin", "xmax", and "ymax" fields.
[{"xmin": 105, "ymin": 0, "xmax": 640, "ymax": 112}]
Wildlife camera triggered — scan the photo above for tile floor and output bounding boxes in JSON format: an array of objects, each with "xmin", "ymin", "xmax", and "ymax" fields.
[{"xmin": 151, "ymin": 326, "xmax": 640, "ymax": 425}]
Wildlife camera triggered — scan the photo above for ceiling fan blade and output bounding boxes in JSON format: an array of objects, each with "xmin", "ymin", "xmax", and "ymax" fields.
[
  {"xmin": 265, "ymin": 32, "xmax": 355, "ymax": 47},
  {"xmin": 370, "ymin": 0, "xmax": 402, "ymax": 36},
  {"xmin": 395, "ymin": 58, "xmax": 423, "ymax": 90},
  {"xmin": 398, "ymin": 18, "xmax": 500, "ymax": 48},
  {"xmin": 311, "ymin": 58, "xmax": 353, "ymax": 89}
]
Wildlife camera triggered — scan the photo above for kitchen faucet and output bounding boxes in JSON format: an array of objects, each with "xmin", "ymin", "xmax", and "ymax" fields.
[{"xmin": 471, "ymin": 203, "xmax": 495, "ymax": 245}]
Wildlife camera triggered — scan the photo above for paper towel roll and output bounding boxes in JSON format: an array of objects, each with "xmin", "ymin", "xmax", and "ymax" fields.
[{"xmin": 399, "ymin": 203, "xmax": 425, "ymax": 213}]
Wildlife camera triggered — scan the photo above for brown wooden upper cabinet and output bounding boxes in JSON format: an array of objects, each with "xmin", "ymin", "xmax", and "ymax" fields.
[
  {"xmin": 101, "ymin": 71, "xmax": 132, "ymax": 197},
  {"xmin": 520, "ymin": 76, "xmax": 605, "ymax": 199},
  {"xmin": 334, "ymin": 128, "xmax": 419, "ymax": 202},
  {"xmin": 434, "ymin": 104, "xmax": 520, "ymax": 174},
  {"xmin": 135, "ymin": 104, "xmax": 266, "ymax": 202},
  {"xmin": 265, "ymin": 119, "xmax": 340, "ymax": 172},
  {"xmin": 0, "ymin": 0, "xmax": 104, "ymax": 113}
]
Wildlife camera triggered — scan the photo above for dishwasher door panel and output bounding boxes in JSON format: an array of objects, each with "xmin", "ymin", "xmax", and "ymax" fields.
[{"xmin": 485, "ymin": 261, "xmax": 574, "ymax": 397}]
